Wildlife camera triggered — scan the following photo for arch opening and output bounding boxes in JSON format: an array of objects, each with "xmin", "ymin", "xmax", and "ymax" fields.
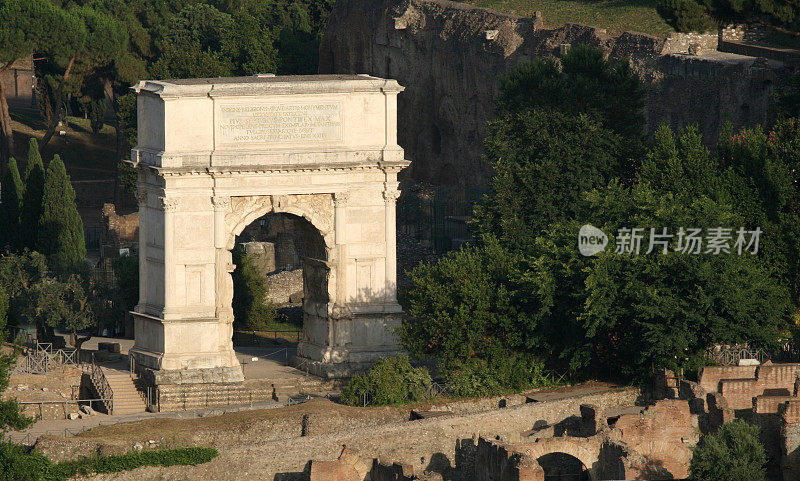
[
  {"xmin": 231, "ymin": 212, "xmax": 328, "ymax": 339},
  {"xmin": 537, "ymin": 452, "xmax": 591, "ymax": 481}
]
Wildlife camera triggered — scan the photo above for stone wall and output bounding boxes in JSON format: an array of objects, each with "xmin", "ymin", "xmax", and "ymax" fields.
[
  {"xmin": 321, "ymin": 0, "xmax": 787, "ymax": 190},
  {"xmin": 662, "ymin": 31, "xmax": 718, "ymax": 54},
  {"xmin": 207, "ymin": 387, "xmax": 639, "ymax": 480}
]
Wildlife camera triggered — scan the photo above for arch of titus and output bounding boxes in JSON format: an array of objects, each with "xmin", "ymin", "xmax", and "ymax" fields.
[{"xmin": 129, "ymin": 75, "xmax": 408, "ymax": 382}]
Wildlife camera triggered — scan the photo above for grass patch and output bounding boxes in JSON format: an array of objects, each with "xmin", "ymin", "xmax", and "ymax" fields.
[
  {"xmin": 466, "ymin": 0, "xmax": 674, "ymax": 36},
  {"xmin": 10, "ymin": 111, "xmax": 118, "ymax": 177},
  {"xmin": 0, "ymin": 443, "xmax": 217, "ymax": 481}
]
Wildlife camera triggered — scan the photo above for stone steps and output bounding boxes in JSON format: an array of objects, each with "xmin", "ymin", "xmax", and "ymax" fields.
[
  {"xmin": 272, "ymin": 377, "xmax": 331, "ymax": 402},
  {"xmin": 102, "ymin": 370, "xmax": 147, "ymax": 415}
]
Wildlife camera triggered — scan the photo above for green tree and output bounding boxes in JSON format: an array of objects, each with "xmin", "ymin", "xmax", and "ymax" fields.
[
  {"xmin": 657, "ymin": 0, "xmax": 717, "ymax": 33},
  {"xmin": 0, "ymin": 287, "xmax": 7, "ymax": 339},
  {"xmin": 0, "ymin": 0, "xmax": 71, "ymax": 170},
  {"xmin": 37, "ymin": 155, "xmax": 86, "ymax": 274},
  {"xmin": 0, "ymin": 157, "xmax": 23, "ymax": 251},
  {"xmin": 0, "ymin": 351, "xmax": 33, "ymax": 431},
  {"xmin": 400, "ymin": 240, "xmax": 517, "ymax": 364},
  {"xmin": 148, "ymin": 3, "xmax": 237, "ymax": 79},
  {"xmin": 231, "ymin": 247, "xmax": 275, "ymax": 330},
  {"xmin": 518, "ymin": 181, "xmax": 792, "ymax": 379},
  {"xmin": 495, "ymin": 45, "xmax": 645, "ymax": 141},
  {"xmin": 473, "ymin": 110, "xmax": 625, "ymax": 253},
  {"xmin": 0, "ymin": 251, "xmax": 47, "ymax": 331},
  {"xmin": 39, "ymin": 5, "xmax": 127, "ymax": 149},
  {"xmin": 690, "ymin": 421, "xmax": 766, "ymax": 481},
  {"xmin": 24, "ymin": 276, "xmax": 94, "ymax": 351},
  {"xmin": 20, "ymin": 139, "xmax": 44, "ymax": 250},
  {"xmin": 0, "ymin": 259, "xmax": 33, "ymax": 433}
]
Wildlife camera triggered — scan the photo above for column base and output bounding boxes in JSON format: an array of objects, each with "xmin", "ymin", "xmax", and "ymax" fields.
[{"xmin": 292, "ymin": 351, "xmax": 404, "ymax": 379}]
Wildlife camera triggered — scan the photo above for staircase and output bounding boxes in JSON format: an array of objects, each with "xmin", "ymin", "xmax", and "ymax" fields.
[
  {"xmin": 272, "ymin": 377, "xmax": 333, "ymax": 402},
  {"xmin": 102, "ymin": 367, "xmax": 147, "ymax": 415}
]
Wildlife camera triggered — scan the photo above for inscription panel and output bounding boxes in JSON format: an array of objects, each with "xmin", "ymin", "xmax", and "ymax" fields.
[{"xmin": 217, "ymin": 101, "xmax": 343, "ymax": 146}]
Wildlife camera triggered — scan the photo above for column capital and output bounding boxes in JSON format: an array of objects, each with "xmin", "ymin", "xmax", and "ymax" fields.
[
  {"xmin": 135, "ymin": 191, "xmax": 148, "ymax": 206},
  {"xmin": 333, "ymin": 191, "xmax": 350, "ymax": 208},
  {"xmin": 382, "ymin": 190, "xmax": 400, "ymax": 204},
  {"xmin": 159, "ymin": 197, "xmax": 180, "ymax": 212},
  {"xmin": 212, "ymin": 196, "xmax": 231, "ymax": 211}
]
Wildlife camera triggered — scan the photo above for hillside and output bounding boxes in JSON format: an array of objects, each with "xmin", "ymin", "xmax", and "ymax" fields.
[{"xmin": 465, "ymin": 0, "xmax": 675, "ymax": 36}]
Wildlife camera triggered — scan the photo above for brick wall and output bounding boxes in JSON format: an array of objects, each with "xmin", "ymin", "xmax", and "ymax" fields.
[
  {"xmin": 698, "ymin": 365, "xmax": 757, "ymax": 393},
  {"xmin": 716, "ymin": 364, "xmax": 800, "ymax": 409}
]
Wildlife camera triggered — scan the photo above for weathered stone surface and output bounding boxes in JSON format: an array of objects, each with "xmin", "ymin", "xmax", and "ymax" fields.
[{"xmin": 129, "ymin": 75, "xmax": 409, "ymax": 381}]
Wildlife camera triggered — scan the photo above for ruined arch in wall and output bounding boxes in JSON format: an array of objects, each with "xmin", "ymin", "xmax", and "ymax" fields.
[
  {"xmin": 128, "ymin": 75, "xmax": 409, "ymax": 384},
  {"xmin": 520, "ymin": 437, "xmax": 603, "ymax": 480}
]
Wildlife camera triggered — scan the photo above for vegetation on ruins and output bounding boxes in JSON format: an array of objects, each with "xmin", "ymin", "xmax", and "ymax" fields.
[
  {"xmin": 690, "ymin": 420, "xmax": 766, "ymax": 481},
  {"xmin": 341, "ymin": 356, "xmax": 432, "ymax": 406},
  {"xmin": 657, "ymin": 0, "xmax": 717, "ymax": 33},
  {"xmin": 0, "ymin": 444, "xmax": 218, "ymax": 480},
  {"xmin": 466, "ymin": 0, "xmax": 675, "ymax": 36},
  {"xmin": 472, "ymin": 0, "xmax": 800, "ymax": 37},
  {"xmin": 231, "ymin": 247, "xmax": 277, "ymax": 331},
  {"xmin": 401, "ymin": 45, "xmax": 799, "ymax": 385}
]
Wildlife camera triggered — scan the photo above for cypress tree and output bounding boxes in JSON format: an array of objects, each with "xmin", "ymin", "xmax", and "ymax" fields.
[
  {"xmin": 37, "ymin": 155, "xmax": 86, "ymax": 273},
  {"xmin": 20, "ymin": 138, "xmax": 45, "ymax": 249},
  {"xmin": 0, "ymin": 158, "xmax": 23, "ymax": 252}
]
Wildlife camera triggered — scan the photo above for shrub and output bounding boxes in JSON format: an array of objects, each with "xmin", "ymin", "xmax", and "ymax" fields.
[
  {"xmin": 231, "ymin": 247, "xmax": 276, "ymax": 330},
  {"xmin": 0, "ymin": 442, "xmax": 50, "ymax": 481},
  {"xmin": 443, "ymin": 354, "xmax": 554, "ymax": 398},
  {"xmin": 690, "ymin": 420, "xmax": 766, "ymax": 481},
  {"xmin": 48, "ymin": 447, "xmax": 219, "ymax": 479},
  {"xmin": 341, "ymin": 356, "xmax": 432, "ymax": 406},
  {"xmin": 0, "ymin": 444, "xmax": 218, "ymax": 481},
  {"xmin": 657, "ymin": 0, "xmax": 717, "ymax": 33}
]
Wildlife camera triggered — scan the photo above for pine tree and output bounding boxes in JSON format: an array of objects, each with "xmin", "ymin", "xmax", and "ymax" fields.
[
  {"xmin": 0, "ymin": 158, "xmax": 23, "ymax": 252},
  {"xmin": 20, "ymin": 138, "xmax": 45, "ymax": 249},
  {"xmin": 37, "ymin": 155, "xmax": 86, "ymax": 273}
]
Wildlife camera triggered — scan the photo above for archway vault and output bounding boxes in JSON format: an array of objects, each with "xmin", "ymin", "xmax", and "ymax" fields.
[{"xmin": 128, "ymin": 75, "xmax": 409, "ymax": 384}]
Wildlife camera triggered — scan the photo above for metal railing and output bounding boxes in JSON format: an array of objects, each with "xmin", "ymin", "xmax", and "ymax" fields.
[
  {"xmin": 13, "ymin": 342, "xmax": 80, "ymax": 374},
  {"xmin": 706, "ymin": 345, "xmax": 772, "ymax": 366},
  {"xmin": 233, "ymin": 330, "xmax": 302, "ymax": 346},
  {"xmin": 89, "ymin": 353, "xmax": 114, "ymax": 414}
]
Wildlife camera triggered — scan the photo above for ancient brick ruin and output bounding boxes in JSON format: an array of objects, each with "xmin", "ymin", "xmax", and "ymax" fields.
[
  {"xmin": 658, "ymin": 362, "xmax": 800, "ymax": 479},
  {"xmin": 304, "ymin": 396, "xmax": 699, "ymax": 481}
]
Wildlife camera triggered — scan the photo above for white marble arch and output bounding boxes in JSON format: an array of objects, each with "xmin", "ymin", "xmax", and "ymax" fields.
[{"xmin": 128, "ymin": 75, "xmax": 409, "ymax": 382}]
